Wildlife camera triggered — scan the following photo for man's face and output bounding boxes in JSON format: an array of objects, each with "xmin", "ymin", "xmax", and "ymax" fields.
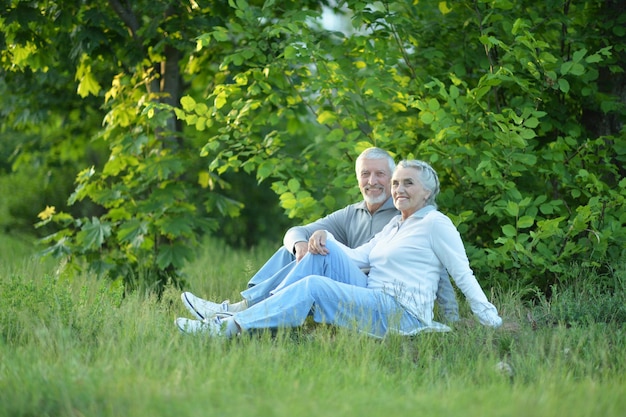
[{"xmin": 357, "ymin": 158, "xmax": 392, "ymax": 206}]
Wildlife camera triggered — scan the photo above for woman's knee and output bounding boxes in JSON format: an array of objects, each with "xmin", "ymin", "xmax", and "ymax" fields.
[{"xmin": 323, "ymin": 239, "xmax": 341, "ymax": 253}]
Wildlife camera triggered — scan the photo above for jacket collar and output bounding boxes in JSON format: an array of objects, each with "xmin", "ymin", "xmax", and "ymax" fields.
[
  {"xmin": 406, "ymin": 204, "xmax": 436, "ymax": 220},
  {"xmin": 355, "ymin": 196, "xmax": 397, "ymax": 213}
]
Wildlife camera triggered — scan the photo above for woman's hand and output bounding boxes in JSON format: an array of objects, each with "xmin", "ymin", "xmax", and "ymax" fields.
[{"xmin": 308, "ymin": 230, "xmax": 329, "ymax": 255}]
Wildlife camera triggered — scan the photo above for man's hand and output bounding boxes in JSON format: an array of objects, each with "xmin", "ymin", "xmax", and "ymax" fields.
[
  {"xmin": 293, "ymin": 241, "xmax": 309, "ymax": 262},
  {"xmin": 308, "ymin": 230, "xmax": 329, "ymax": 255}
]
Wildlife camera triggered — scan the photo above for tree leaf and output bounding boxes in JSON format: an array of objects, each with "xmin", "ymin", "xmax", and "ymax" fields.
[
  {"xmin": 215, "ymin": 92, "xmax": 228, "ymax": 109},
  {"xmin": 157, "ymin": 242, "xmax": 192, "ymax": 269},
  {"xmin": 317, "ymin": 110, "xmax": 336, "ymax": 125},
  {"xmin": 180, "ymin": 95, "xmax": 196, "ymax": 111},
  {"xmin": 212, "ymin": 28, "xmax": 229, "ymax": 42},
  {"xmin": 517, "ymin": 215, "xmax": 535, "ymax": 228},
  {"xmin": 77, "ymin": 70, "xmax": 101, "ymax": 98},
  {"xmin": 284, "ymin": 45, "xmax": 298, "ymax": 59},
  {"xmin": 506, "ymin": 201, "xmax": 519, "ymax": 217},
  {"xmin": 420, "ymin": 112, "xmax": 435, "ymax": 124},
  {"xmin": 117, "ymin": 219, "xmax": 148, "ymax": 248},
  {"xmin": 438, "ymin": 2, "xmax": 452, "ymax": 14},
  {"xmin": 76, "ymin": 217, "xmax": 111, "ymax": 250},
  {"xmin": 502, "ymin": 224, "xmax": 517, "ymax": 237},
  {"xmin": 157, "ymin": 215, "xmax": 195, "ymax": 238}
]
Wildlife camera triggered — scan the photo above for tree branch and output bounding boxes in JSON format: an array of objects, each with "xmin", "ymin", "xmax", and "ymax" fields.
[{"xmin": 108, "ymin": 0, "xmax": 141, "ymax": 41}]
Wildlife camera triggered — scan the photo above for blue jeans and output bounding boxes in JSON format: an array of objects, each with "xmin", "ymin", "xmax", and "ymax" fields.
[
  {"xmin": 242, "ymin": 246, "xmax": 460, "ymax": 323},
  {"xmin": 246, "ymin": 247, "xmax": 296, "ymax": 287},
  {"xmin": 233, "ymin": 241, "xmax": 426, "ymax": 338},
  {"xmin": 241, "ymin": 241, "xmax": 371, "ymax": 305}
]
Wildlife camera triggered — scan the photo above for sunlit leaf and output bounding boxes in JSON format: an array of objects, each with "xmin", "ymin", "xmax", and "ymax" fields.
[
  {"xmin": 438, "ymin": 1, "xmax": 452, "ymax": 14},
  {"xmin": 180, "ymin": 95, "xmax": 196, "ymax": 111}
]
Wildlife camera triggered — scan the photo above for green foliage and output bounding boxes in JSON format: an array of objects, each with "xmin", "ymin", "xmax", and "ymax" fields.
[
  {"xmin": 2, "ymin": 0, "xmax": 626, "ymax": 295},
  {"xmin": 404, "ymin": 2, "xmax": 626, "ymax": 290},
  {"xmin": 2, "ymin": 1, "xmax": 259, "ymax": 291},
  {"xmin": 176, "ymin": 0, "xmax": 626, "ymax": 291},
  {"xmin": 2, "ymin": 0, "xmax": 300, "ymax": 291},
  {"xmin": 34, "ymin": 71, "xmax": 221, "ymax": 290},
  {"xmin": 0, "ymin": 39, "xmax": 107, "ymax": 235},
  {"xmin": 177, "ymin": 3, "xmax": 407, "ymax": 222}
]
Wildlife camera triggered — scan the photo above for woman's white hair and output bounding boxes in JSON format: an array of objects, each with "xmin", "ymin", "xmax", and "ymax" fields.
[{"xmin": 396, "ymin": 159, "xmax": 440, "ymax": 207}]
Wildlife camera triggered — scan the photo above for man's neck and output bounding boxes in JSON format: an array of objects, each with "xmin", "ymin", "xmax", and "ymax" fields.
[{"xmin": 366, "ymin": 202, "xmax": 384, "ymax": 214}]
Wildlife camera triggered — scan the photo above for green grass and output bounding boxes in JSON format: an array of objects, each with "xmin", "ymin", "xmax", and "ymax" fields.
[{"xmin": 1, "ymin": 234, "xmax": 625, "ymax": 417}]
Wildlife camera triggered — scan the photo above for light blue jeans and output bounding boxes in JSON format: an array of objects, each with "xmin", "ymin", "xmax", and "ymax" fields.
[
  {"xmin": 233, "ymin": 240, "xmax": 425, "ymax": 338},
  {"xmin": 242, "ymin": 246, "xmax": 460, "ymax": 323}
]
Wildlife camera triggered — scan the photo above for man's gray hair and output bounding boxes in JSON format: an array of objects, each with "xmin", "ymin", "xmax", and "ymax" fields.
[
  {"xmin": 355, "ymin": 147, "xmax": 395, "ymax": 176},
  {"xmin": 396, "ymin": 159, "xmax": 440, "ymax": 207}
]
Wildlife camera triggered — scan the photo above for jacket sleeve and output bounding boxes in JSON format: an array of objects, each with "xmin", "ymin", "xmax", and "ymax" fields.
[{"xmin": 430, "ymin": 214, "xmax": 502, "ymax": 328}]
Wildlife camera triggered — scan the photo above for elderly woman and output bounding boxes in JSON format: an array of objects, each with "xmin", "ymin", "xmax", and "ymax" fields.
[{"xmin": 176, "ymin": 160, "xmax": 502, "ymax": 338}]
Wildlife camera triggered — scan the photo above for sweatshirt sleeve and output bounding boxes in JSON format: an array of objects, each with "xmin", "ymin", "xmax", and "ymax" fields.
[{"xmin": 430, "ymin": 214, "xmax": 502, "ymax": 328}]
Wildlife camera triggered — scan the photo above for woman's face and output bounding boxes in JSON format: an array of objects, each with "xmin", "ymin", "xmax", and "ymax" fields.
[{"xmin": 392, "ymin": 166, "xmax": 431, "ymax": 219}]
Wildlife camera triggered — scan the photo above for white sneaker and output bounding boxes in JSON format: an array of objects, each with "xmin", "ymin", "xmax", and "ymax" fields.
[
  {"xmin": 181, "ymin": 291, "xmax": 231, "ymax": 320},
  {"xmin": 175, "ymin": 316, "xmax": 226, "ymax": 336}
]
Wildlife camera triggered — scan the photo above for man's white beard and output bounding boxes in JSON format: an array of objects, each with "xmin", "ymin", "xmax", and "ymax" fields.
[{"xmin": 363, "ymin": 190, "xmax": 388, "ymax": 205}]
